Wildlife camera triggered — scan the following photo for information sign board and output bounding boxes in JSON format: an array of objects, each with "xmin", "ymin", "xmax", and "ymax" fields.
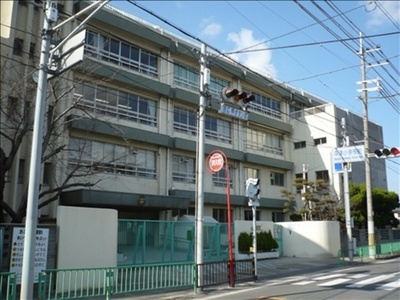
[
  {"xmin": 332, "ymin": 145, "xmax": 365, "ymax": 164},
  {"xmin": 10, "ymin": 227, "xmax": 49, "ymax": 284}
]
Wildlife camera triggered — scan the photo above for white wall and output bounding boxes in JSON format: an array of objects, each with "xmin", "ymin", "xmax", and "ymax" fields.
[
  {"xmin": 57, "ymin": 206, "xmax": 118, "ymax": 269},
  {"xmin": 277, "ymin": 221, "xmax": 340, "ymax": 258}
]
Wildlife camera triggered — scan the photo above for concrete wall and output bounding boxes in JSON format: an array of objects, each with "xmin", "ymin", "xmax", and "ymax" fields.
[
  {"xmin": 57, "ymin": 206, "xmax": 118, "ymax": 269},
  {"xmin": 277, "ymin": 221, "xmax": 340, "ymax": 258}
]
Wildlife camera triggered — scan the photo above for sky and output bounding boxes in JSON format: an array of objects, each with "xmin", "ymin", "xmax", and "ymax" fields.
[{"xmin": 108, "ymin": 0, "xmax": 400, "ymax": 195}]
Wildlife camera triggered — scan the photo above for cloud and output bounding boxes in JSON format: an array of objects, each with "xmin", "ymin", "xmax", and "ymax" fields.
[
  {"xmin": 366, "ymin": 1, "xmax": 400, "ymax": 28},
  {"xmin": 226, "ymin": 28, "xmax": 277, "ymax": 78},
  {"xmin": 200, "ymin": 17, "xmax": 222, "ymax": 38}
]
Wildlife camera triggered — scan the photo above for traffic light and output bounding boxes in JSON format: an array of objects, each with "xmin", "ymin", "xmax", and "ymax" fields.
[
  {"xmin": 246, "ymin": 178, "xmax": 260, "ymax": 199},
  {"xmin": 374, "ymin": 147, "xmax": 400, "ymax": 158},
  {"xmin": 221, "ymin": 87, "xmax": 255, "ymax": 110}
]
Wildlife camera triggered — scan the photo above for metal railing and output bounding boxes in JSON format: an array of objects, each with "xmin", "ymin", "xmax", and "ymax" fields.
[
  {"xmin": 337, "ymin": 241, "xmax": 400, "ymax": 264},
  {"xmin": 357, "ymin": 241, "xmax": 400, "ymax": 261},
  {"xmin": 0, "ymin": 272, "xmax": 17, "ymax": 300},
  {"xmin": 38, "ymin": 262, "xmax": 194, "ymax": 300}
]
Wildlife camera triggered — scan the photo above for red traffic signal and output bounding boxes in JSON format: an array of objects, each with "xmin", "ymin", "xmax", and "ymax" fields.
[{"xmin": 374, "ymin": 147, "xmax": 400, "ymax": 158}]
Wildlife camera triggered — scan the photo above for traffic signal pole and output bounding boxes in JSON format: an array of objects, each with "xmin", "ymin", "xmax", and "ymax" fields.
[{"xmin": 341, "ymin": 118, "xmax": 353, "ymax": 263}]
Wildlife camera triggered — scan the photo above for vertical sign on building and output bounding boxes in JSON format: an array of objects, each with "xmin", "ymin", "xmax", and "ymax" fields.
[{"xmin": 10, "ymin": 227, "xmax": 49, "ymax": 284}]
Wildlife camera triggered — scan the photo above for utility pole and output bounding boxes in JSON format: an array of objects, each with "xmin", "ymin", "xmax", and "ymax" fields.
[
  {"xmin": 341, "ymin": 117, "xmax": 353, "ymax": 263},
  {"xmin": 195, "ymin": 43, "xmax": 209, "ymax": 290},
  {"xmin": 20, "ymin": 1, "xmax": 56, "ymax": 298},
  {"xmin": 358, "ymin": 32, "xmax": 380, "ymax": 258},
  {"xmin": 20, "ymin": 1, "xmax": 109, "ymax": 298}
]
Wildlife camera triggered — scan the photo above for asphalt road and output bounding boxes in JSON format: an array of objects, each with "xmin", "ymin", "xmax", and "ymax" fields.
[
  {"xmin": 198, "ymin": 257, "xmax": 400, "ymax": 300},
  {"xmin": 110, "ymin": 256, "xmax": 400, "ymax": 300}
]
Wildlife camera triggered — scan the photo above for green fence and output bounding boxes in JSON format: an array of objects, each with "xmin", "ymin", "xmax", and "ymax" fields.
[
  {"xmin": 117, "ymin": 219, "xmax": 230, "ymax": 265},
  {"xmin": 0, "ymin": 272, "xmax": 17, "ymax": 300},
  {"xmin": 38, "ymin": 262, "xmax": 195, "ymax": 300},
  {"xmin": 357, "ymin": 241, "xmax": 400, "ymax": 261}
]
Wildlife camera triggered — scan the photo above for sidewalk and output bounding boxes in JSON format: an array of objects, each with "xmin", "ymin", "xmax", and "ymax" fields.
[{"xmin": 114, "ymin": 255, "xmax": 364, "ymax": 300}]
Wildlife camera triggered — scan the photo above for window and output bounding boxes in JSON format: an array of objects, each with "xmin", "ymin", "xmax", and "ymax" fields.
[
  {"xmin": 13, "ymin": 38, "xmax": 23, "ymax": 56},
  {"xmin": 68, "ymin": 137, "xmax": 157, "ymax": 179},
  {"xmin": 84, "ymin": 30, "xmax": 158, "ymax": 77},
  {"xmin": 213, "ymin": 164, "xmax": 233, "ymax": 187},
  {"xmin": 294, "ymin": 141, "xmax": 306, "ymax": 149},
  {"xmin": 74, "ymin": 81, "xmax": 157, "ymax": 126},
  {"xmin": 270, "ymin": 172, "xmax": 284, "ymax": 186},
  {"xmin": 314, "ymin": 137, "xmax": 327, "ymax": 146},
  {"xmin": 29, "ymin": 42, "xmax": 35, "ymax": 59},
  {"xmin": 272, "ymin": 212, "xmax": 285, "ymax": 222},
  {"xmin": 244, "ymin": 167, "xmax": 259, "ymax": 181},
  {"xmin": 212, "ymin": 208, "xmax": 233, "ymax": 223},
  {"xmin": 18, "ymin": 159, "xmax": 25, "ymax": 184},
  {"xmin": 245, "ymin": 128, "xmax": 283, "ymax": 155},
  {"xmin": 205, "ymin": 115, "xmax": 231, "ymax": 143},
  {"xmin": 245, "ymin": 90, "xmax": 281, "ymax": 119},
  {"xmin": 316, "ymin": 170, "xmax": 329, "ymax": 183},
  {"xmin": 173, "ymin": 107, "xmax": 197, "ymax": 135},
  {"xmin": 43, "ymin": 162, "xmax": 52, "ymax": 185},
  {"xmin": 6, "ymin": 97, "xmax": 18, "ymax": 120},
  {"xmin": 244, "ymin": 210, "xmax": 260, "ymax": 221},
  {"xmin": 208, "ymin": 76, "xmax": 229, "ymax": 99},
  {"xmin": 173, "ymin": 107, "xmax": 232, "ymax": 143},
  {"xmin": 172, "ymin": 155, "xmax": 195, "ymax": 183},
  {"xmin": 173, "ymin": 64, "xmax": 199, "ymax": 92}
]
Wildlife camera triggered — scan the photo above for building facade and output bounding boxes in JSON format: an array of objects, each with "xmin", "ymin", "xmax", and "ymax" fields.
[{"xmin": 1, "ymin": 0, "xmax": 387, "ymax": 224}]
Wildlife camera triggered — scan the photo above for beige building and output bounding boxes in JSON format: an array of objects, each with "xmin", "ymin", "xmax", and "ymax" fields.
[{"xmin": 1, "ymin": 1, "xmax": 386, "ymax": 224}]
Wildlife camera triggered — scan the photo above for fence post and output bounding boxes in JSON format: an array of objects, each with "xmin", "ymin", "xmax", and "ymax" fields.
[
  {"xmin": 37, "ymin": 271, "xmax": 46, "ymax": 300},
  {"xmin": 105, "ymin": 269, "xmax": 114, "ymax": 300},
  {"xmin": 193, "ymin": 263, "xmax": 198, "ymax": 294}
]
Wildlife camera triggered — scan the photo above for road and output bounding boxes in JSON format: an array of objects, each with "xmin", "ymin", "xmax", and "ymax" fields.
[{"xmin": 199, "ymin": 257, "xmax": 400, "ymax": 300}]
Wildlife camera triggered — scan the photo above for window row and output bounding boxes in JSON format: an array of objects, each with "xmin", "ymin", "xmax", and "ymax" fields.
[
  {"xmin": 85, "ymin": 30, "xmax": 158, "ymax": 77},
  {"xmin": 68, "ymin": 137, "xmax": 157, "ymax": 179},
  {"xmin": 173, "ymin": 107, "xmax": 232, "ymax": 143},
  {"xmin": 245, "ymin": 128, "xmax": 283, "ymax": 156},
  {"xmin": 173, "ymin": 64, "xmax": 229, "ymax": 99},
  {"xmin": 74, "ymin": 81, "xmax": 157, "ymax": 126}
]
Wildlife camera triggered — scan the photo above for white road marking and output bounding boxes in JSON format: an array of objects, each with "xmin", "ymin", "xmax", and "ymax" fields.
[
  {"xmin": 292, "ymin": 280, "xmax": 315, "ymax": 285},
  {"xmin": 347, "ymin": 274, "xmax": 368, "ymax": 279},
  {"xmin": 312, "ymin": 273, "xmax": 346, "ymax": 281},
  {"xmin": 318, "ymin": 278, "xmax": 351, "ymax": 287},
  {"xmin": 376, "ymin": 278, "xmax": 400, "ymax": 291},
  {"xmin": 346, "ymin": 274, "xmax": 396, "ymax": 288}
]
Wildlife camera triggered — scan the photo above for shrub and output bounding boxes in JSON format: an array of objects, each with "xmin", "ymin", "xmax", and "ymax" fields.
[
  {"xmin": 238, "ymin": 232, "xmax": 252, "ymax": 253},
  {"xmin": 238, "ymin": 230, "xmax": 278, "ymax": 253}
]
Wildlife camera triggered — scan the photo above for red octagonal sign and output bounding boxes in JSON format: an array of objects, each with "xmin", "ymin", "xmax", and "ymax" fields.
[{"xmin": 208, "ymin": 152, "xmax": 224, "ymax": 173}]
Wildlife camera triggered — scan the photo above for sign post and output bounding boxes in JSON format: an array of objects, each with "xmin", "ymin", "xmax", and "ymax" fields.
[
  {"xmin": 206, "ymin": 150, "xmax": 235, "ymax": 287},
  {"xmin": 332, "ymin": 145, "xmax": 365, "ymax": 263}
]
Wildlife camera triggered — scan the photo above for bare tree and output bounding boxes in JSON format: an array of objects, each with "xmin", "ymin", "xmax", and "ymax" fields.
[{"xmin": 1, "ymin": 58, "xmax": 130, "ymax": 223}]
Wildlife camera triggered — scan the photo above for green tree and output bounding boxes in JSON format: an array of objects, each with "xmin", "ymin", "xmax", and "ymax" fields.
[
  {"xmin": 350, "ymin": 183, "xmax": 399, "ymax": 229},
  {"xmin": 281, "ymin": 178, "xmax": 338, "ymax": 221}
]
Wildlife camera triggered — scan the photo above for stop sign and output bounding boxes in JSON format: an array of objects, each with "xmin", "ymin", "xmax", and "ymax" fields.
[{"xmin": 208, "ymin": 152, "xmax": 224, "ymax": 173}]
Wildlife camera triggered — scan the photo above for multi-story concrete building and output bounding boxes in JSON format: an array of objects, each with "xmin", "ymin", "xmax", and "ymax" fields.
[{"xmin": 1, "ymin": 1, "xmax": 386, "ymax": 224}]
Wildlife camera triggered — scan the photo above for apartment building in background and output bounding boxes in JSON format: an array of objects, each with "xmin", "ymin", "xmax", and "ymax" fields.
[{"xmin": 0, "ymin": 0, "xmax": 387, "ymax": 224}]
